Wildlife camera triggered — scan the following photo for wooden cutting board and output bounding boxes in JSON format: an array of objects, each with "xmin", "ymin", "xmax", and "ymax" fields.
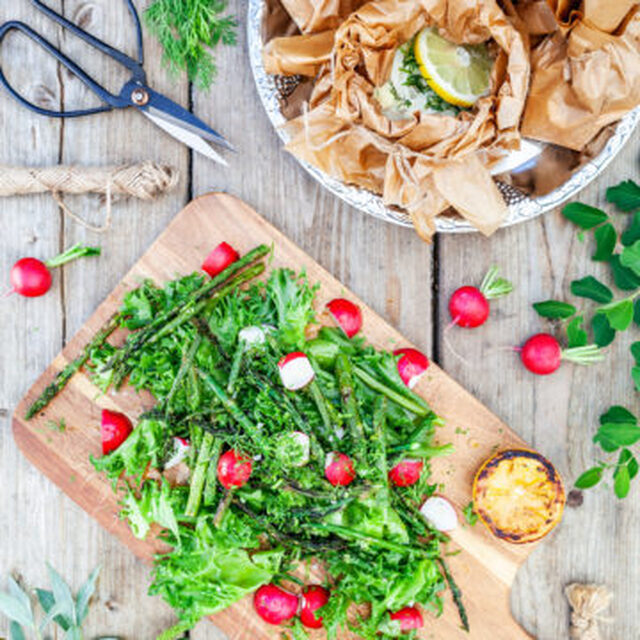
[{"xmin": 13, "ymin": 194, "xmax": 546, "ymax": 640}]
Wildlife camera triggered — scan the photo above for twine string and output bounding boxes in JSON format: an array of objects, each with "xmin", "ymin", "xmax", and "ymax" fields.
[{"xmin": 565, "ymin": 583, "xmax": 613, "ymax": 640}]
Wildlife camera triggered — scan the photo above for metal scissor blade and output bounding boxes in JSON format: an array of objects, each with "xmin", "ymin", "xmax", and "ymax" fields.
[
  {"xmin": 142, "ymin": 110, "xmax": 228, "ymax": 166},
  {"xmin": 143, "ymin": 87, "xmax": 234, "ymax": 151}
]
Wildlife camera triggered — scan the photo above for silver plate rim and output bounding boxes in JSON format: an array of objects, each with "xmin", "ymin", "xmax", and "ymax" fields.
[{"xmin": 247, "ymin": 0, "xmax": 640, "ymax": 233}]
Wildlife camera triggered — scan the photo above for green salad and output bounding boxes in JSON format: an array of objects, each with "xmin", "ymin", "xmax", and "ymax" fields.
[{"xmin": 29, "ymin": 244, "xmax": 465, "ymax": 639}]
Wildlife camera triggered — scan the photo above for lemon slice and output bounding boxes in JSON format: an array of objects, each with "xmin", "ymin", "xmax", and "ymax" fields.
[{"xmin": 413, "ymin": 27, "xmax": 493, "ymax": 108}]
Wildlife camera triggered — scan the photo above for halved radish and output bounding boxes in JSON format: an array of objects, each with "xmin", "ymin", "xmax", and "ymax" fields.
[
  {"xmin": 253, "ymin": 584, "xmax": 299, "ymax": 625},
  {"xmin": 389, "ymin": 606, "xmax": 424, "ymax": 631},
  {"xmin": 389, "ymin": 459, "xmax": 424, "ymax": 487},
  {"xmin": 276, "ymin": 431, "xmax": 311, "ymax": 467},
  {"xmin": 326, "ymin": 298, "xmax": 363, "ymax": 338},
  {"xmin": 394, "ymin": 348, "xmax": 429, "ymax": 389},
  {"xmin": 278, "ymin": 352, "xmax": 315, "ymax": 390},
  {"xmin": 165, "ymin": 436, "xmax": 191, "ymax": 470},
  {"xmin": 420, "ymin": 496, "xmax": 458, "ymax": 532},
  {"xmin": 325, "ymin": 452, "xmax": 356, "ymax": 486},
  {"xmin": 201, "ymin": 242, "xmax": 239, "ymax": 278},
  {"xmin": 217, "ymin": 449, "xmax": 253, "ymax": 489},
  {"xmin": 238, "ymin": 325, "xmax": 267, "ymax": 346},
  {"xmin": 101, "ymin": 409, "xmax": 133, "ymax": 455},
  {"xmin": 300, "ymin": 585, "xmax": 330, "ymax": 629}
]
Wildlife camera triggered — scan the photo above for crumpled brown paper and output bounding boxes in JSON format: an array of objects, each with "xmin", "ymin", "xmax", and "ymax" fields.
[{"xmin": 520, "ymin": 1, "xmax": 640, "ymax": 150}]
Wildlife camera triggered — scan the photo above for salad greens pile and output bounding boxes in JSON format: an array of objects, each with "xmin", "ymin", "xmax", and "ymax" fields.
[{"xmin": 30, "ymin": 245, "xmax": 462, "ymax": 639}]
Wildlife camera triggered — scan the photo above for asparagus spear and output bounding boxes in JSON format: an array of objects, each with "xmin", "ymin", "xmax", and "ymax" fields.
[
  {"xmin": 438, "ymin": 558, "xmax": 469, "ymax": 632},
  {"xmin": 25, "ymin": 312, "xmax": 121, "ymax": 419},
  {"xmin": 335, "ymin": 354, "xmax": 366, "ymax": 461},
  {"xmin": 354, "ymin": 365, "xmax": 428, "ymax": 415},
  {"xmin": 185, "ymin": 429, "xmax": 215, "ymax": 517},
  {"xmin": 203, "ymin": 439, "xmax": 222, "ymax": 507}
]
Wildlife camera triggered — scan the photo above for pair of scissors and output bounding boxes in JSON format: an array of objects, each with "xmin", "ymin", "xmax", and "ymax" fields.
[{"xmin": 0, "ymin": 0, "xmax": 232, "ymax": 165}]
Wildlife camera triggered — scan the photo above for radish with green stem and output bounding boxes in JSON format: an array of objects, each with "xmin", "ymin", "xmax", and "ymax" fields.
[
  {"xmin": 448, "ymin": 265, "xmax": 513, "ymax": 328},
  {"xmin": 519, "ymin": 333, "xmax": 604, "ymax": 375},
  {"xmin": 326, "ymin": 298, "xmax": 362, "ymax": 338},
  {"xmin": 9, "ymin": 244, "xmax": 100, "ymax": 298}
]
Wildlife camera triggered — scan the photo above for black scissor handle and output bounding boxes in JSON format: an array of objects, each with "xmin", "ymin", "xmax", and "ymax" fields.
[{"xmin": 0, "ymin": 21, "xmax": 127, "ymax": 117}]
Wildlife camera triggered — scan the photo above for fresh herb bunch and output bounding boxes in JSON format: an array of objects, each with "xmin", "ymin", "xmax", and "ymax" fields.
[
  {"xmin": 144, "ymin": 0, "xmax": 237, "ymax": 90},
  {"xmin": 536, "ymin": 179, "xmax": 640, "ymax": 498},
  {"xmin": 0, "ymin": 565, "xmax": 114, "ymax": 640},
  {"xmin": 68, "ymin": 247, "xmax": 462, "ymax": 639}
]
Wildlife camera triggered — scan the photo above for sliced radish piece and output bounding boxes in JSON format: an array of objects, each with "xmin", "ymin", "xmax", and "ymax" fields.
[
  {"xmin": 253, "ymin": 584, "xmax": 299, "ymax": 625},
  {"xmin": 420, "ymin": 496, "xmax": 458, "ymax": 532},
  {"xmin": 300, "ymin": 585, "xmax": 330, "ymax": 629},
  {"xmin": 389, "ymin": 459, "xmax": 424, "ymax": 487},
  {"xmin": 278, "ymin": 352, "xmax": 315, "ymax": 390},
  {"xmin": 217, "ymin": 449, "xmax": 253, "ymax": 489},
  {"xmin": 101, "ymin": 409, "xmax": 133, "ymax": 455},
  {"xmin": 389, "ymin": 606, "xmax": 424, "ymax": 631},
  {"xmin": 394, "ymin": 348, "xmax": 429, "ymax": 389},
  {"xmin": 238, "ymin": 325, "xmax": 267, "ymax": 346},
  {"xmin": 201, "ymin": 242, "xmax": 239, "ymax": 278},
  {"xmin": 325, "ymin": 452, "xmax": 356, "ymax": 486},
  {"xmin": 276, "ymin": 431, "xmax": 311, "ymax": 467},
  {"xmin": 326, "ymin": 298, "xmax": 363, "ymax": 338},
  {"xmin": 164, "ymin": 436, "xmax": 191, "ymax": 470}
]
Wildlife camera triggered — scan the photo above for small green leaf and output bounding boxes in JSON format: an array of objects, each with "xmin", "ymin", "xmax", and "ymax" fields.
[
  {"xmin": 597, "ymin": 299, "xmax": 634, "ymax": 331},
  {"xmin": 632, "ymin": 366, "xmax": 640, "ymax": 392},
  {"xmin": 10, "ymin": 622, "xmax": 26, "ymax": 640},
  {"xmin": 47, "ymin": 564, "xmax": 76, "ymax": 626},
  {"xmin": 622, "ymin": 211, "xmax": 640, "ymax": 247},
  {"xmin": 75, "ymin": 566, "xmax": 100, "ymax": 625},
  {"xmin": 567, "ymin": 315, "xmax": 588, "ymax": 348},
  {"xmin": 570, "ymin": 276, "xmax": 613, "ymax": 304},
  {"xmin": 562, "ymin": 202, "xmax": 609, "ymax": 229},
  {"xmin": 619, "ymin": 448, "xmax": 640, "ymax": 480},
  {"xmin": 574, "ymin": 466, "xmax": 603, "ymax": 489},
  {"xmin": 36, "ymin": 589, "xmax": 71, "ymax": 631},
  {"xmin": 592, "ymin": 223, "xmax": 617, "ymax": 261},
  {"xmin": 614, "ymin": 465, "xmax": 631, "ymax": 499},
  {"xmin": 7, "ymin": 578, "xmax": 31, "ymax": 624},
  {"xmin": 533, "ymin": 300, "xmax": 576, "ymax": 319},
  {"xmin": 610, "ymin": 254, "xmax": 640, "ymax": 290},
  {"xmin": 597, "ymin": 422, "xmax": 640, "ymax": 447},
  {"xmin": 462, "ymin": 502, "xmax": 478, "ymax": 526},
  {"xmin": 621, "ymin": 240, "xmax": 640, "ymax": 276},
  {"xmin": 606, "ymin": 179, "xmax": 640, "ymax": 212},
  {"xmin": 601, "ymin": 406, "xmax": 637, "ymax": 425},
  {"xmin": 0, "ymin": 593, "xmax": 33, "ymax": 627},
  {"xmin": 591, "ymin": 313, "xmax": 616, "ymax": 347}
]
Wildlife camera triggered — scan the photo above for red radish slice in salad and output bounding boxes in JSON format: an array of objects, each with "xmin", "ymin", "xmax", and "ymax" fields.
[
  {"xmin": 325, "ymin": 452, "xmax": 356, "ymax": 486},
  {"xmin": 394, "ymin": 348, "xmax": 429, "ymax": 389},
  {"xmin": 420, "ymin": 496, "xmax": 458, "ymax": 532},
  {"xmin": 388, "ymin": 459, "xmax": 424, "ymax": 487},
  {"xmin": 253, "ymin": 584, "xmax": 299, "ymax": 625},
  {"xmin": 101, "ymin": 409, "xmax": 133, "ymax": 455},
  {"xmin": 278, "ymin": 352, "xmax": 315, "ymax": 390},
  {"xmin": 300, "ymin": 585, "xmax": 330, "ymax": 629},
  {"xmin": 201, "ymin": 242, "xmax": 239, "ymax": 277},
  {"xmin": 389, "ymin": 606, "xmax": 424, "ymax": 631},
  {"xmin": 10, "ymin": 258, "xmax": 52, "ymax": 298},
  {"xmin": 217, "ymin": 449, "xmax": 253, "ymax": 489},
  {"xmin": 165, "ymin": 436, "xmax": 191, "ymax": 470},
  {"xmin": 448, "ymin": 286, "xmax": 490, "ymax": 328},
  {"xmin": 326, "ymin": 298, "xmax": 363, "ymax": 338}
]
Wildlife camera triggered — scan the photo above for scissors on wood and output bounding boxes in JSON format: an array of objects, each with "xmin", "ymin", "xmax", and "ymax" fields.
[{"xmin": 0, "ymin": 0, "xmax": 232, "ymax": 165}]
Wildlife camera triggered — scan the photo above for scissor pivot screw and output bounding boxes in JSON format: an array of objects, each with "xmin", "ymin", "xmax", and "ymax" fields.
[{"xmin": 131, "ymin": 88, "xmax": 150, "ymax": 106}]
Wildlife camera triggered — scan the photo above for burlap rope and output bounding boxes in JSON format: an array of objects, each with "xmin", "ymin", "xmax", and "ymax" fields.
[
  {"xmin": 0, "ymin": 162, "xmax": 180, "ymax": 232},
  {"xmin": 565, "ymin": 583, "xmax": 613, "ymax": 640}
]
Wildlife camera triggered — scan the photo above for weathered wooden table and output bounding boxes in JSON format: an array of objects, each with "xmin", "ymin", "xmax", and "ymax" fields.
[{"xmin": 0, "ymin": 2, "xmax": 638, "ymax": 639}]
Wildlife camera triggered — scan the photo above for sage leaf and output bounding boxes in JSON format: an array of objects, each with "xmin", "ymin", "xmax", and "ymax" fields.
[
  {"xmin": 39, "ymin": 600, "xmax": 69, "ymax": 634},
  {"xmin": 0, "ymin": 592, "xmax": 33, "ymax": 627},
  {"xmin": 620, "ymin": 240, "xmax": 640, "ymax": 276},
  {"xmin": 75, "ymin": 566, "xmax": 100, "ymax": 624},
  {"xmin": 36, "ymin": 588, "xmax": 71, "ymax": 631},
  {"xmin": 562, "ymin": 202, "xmax": 609, "ymax": 229},
  {"xmin": 597, "ymin": 422, "xmax": 640, "ymax": 447},
  {"xmin": 591, "ymin": 313, "xmax": 616, "ymax": 347},
  {"xmin": 592, "ymin": 223, "xmax": 617, "ymax": 261},
  {"xmin": 622, "ymin": 211, "xmax": 640, "ymax": 247},
  {"xmin": 570, "ymin": 276, "xmax": 613, "ymax": 304},
  {"xmin": 10, "ymin": 622, "xmax": 26, "ymax": 640},
  {"xmin": 532, "ymin": 300, "xmax": 576, "ymax": 319},
  {"xmin": 597, "ymin": 299, "xmax": 634, "ymax": 331},
  {"xmin": 7, "ymin": 578, "xmax": 31, "ymax": 623},
  {"xmin": 567, "ymin": 315, "xmax": 588, "ymax": 348},
  {"xmin": 610, "ymin": 254, "xmax": 640, "ymax": 290},
  {"xmin": 614, "ymin": 465, "xmax": 631, "ymax": 498},
  {"xmin": 574, "ymin": 466, "xmax": 603, "ymax": 489},
  {"xmin": 606, "ymin": 179, "xmax": 640, "ymax": 212},
  {"xmin": 47, "ymin": 564, "xmax": 76, "ymax": 626}
]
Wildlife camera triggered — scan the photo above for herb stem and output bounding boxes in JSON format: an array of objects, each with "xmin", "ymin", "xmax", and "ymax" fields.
[{"xmin": 354, "ymin": 366, "xmax": 428, "ymax": 415}]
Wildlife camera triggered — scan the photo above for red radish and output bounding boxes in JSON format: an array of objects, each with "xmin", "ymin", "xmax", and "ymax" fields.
[
  {"xmin": 448, "ymin": 266, "xmax": 512, "ymax": 328},
  {"xmin": 326, "ymin": 298, "xmax": 363, "ymax": 338},
  {"xmin": 201, "ymin": 242, "xmax": 239, "ymax": 278},
  {"xmin": 253, "ymin": 584, "xmax": 299, "ymax": 625},
  {"xmin": 217, "ymin": 449, "xmax": 253, "ymax": 489},
  {"xmin": 394, "ymin": 348, "xmax": 429, "ymax": 389},
  {"xmin": 389, "ymin": 459, "xmax": 424, "ymax": 487},
  {"xmin": 165, "ymin": 436, "xmax": 191, "ymax": 470},
  {"xmin": 325, "ymin": 452, "xmax": 356, "ymax": 486},
  {"xmin": 101, "ymin": 409, "xmax": 133, "ymax": 455},
  {"xmin": 389, "ymin": 606, "xmax": 424, "ymax": 632},
  {"xmin": 519, "ymin": 333, "xmax": 603, "ymax": 376},
  {"xmin": 300, "ymin": 585, "xmax": 330, "ymax": 629},
  {"xmin": 420, "ymin": 496, "xmax": 458, "ymax": 532},
  {"xmin": 278, "ymin": 352, "xmax": 315, "ymax": 390}
]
